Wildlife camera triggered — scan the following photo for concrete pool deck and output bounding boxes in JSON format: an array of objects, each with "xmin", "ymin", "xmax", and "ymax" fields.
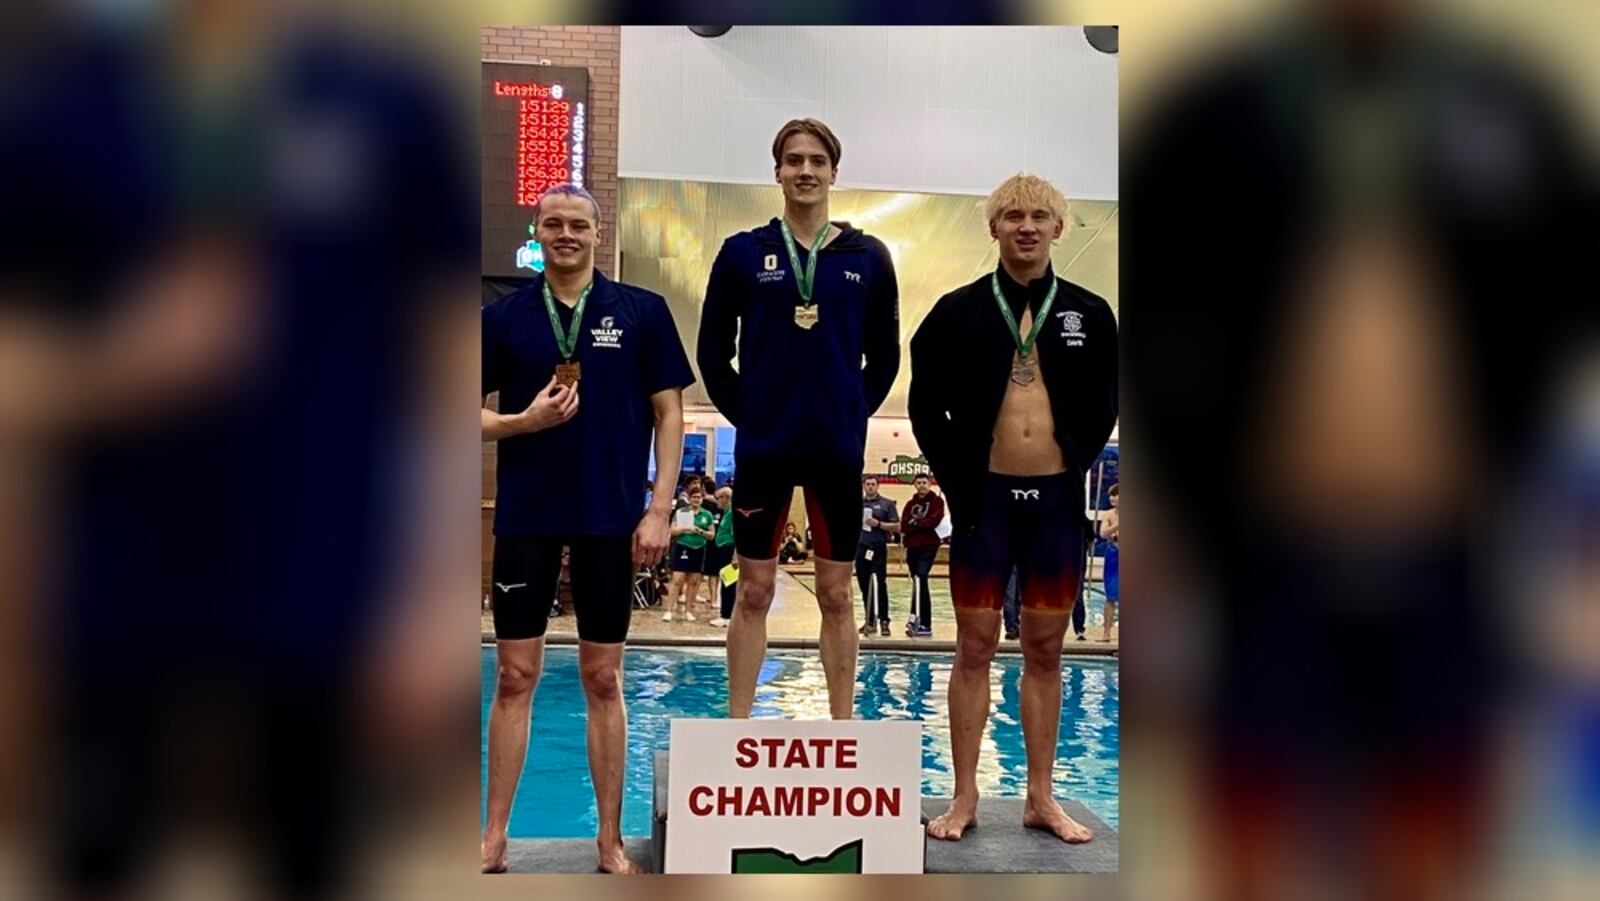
[{"xmin": 482, "ymin": 569, "xmax": 1119, "ymax": 656}]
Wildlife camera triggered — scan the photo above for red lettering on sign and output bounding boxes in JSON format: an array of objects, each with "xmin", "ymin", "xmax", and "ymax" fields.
[
  {"xmin": 746, "ymin": 787, "xmax": 771, "ymax": 816},
  {"xmin": 735, "ymin": 737, "xmax": 758, "ymax": 768},
  {"xmin": 759, "ymin": 737, "xmax": 786, "ymax": 766},
  {"xmin": 845, "ymin": 787, "xmax": 872, "ymax": 816},
  {"xmin": 783, "ymin": 740, "xmax": 808, "ymax": 769},
  {"xmin": 772, "ymin": 786, "xmax": 802, "ymax": 816},
  {"xmin": 838, "ymin": 738, "xmax": 858, "ymax": 768},
  {"xmin": 743, "ymin": 737, "xmax": 865, "ymax": 768},
  {"xmin": 688, "ymin": 785, "xmax": 712, "ymax": 816},
  {"xmin": 685, "ymin": 784, "xmax": 903, "ymax": 817},
  {"xmin": 876, "ymin": 787, "xmax": 901, "ymax": 817}
]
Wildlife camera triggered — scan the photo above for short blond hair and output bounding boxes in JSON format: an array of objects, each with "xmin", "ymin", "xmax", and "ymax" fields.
[{"xmin": 984, "ymin": 173, "xmax": 1071, "ymax": 230}]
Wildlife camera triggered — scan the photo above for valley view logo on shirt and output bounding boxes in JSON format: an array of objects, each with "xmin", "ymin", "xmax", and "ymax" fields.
[{"xmin": 590, "ymin": 314, "xmax": 624, "ymax": 348}]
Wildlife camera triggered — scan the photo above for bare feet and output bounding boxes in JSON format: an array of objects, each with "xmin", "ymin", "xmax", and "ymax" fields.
[
  {"xmin": 1023, "ymin": 795, "xmax": 1094, "ymax": 843},
  {"xmin": 597, "ymin": 841, "xmax": 642, "ymax": 874},
  {"xmin": 926, "ymin": 797, "xmax": 979, "ymax": 841},
  {"xmin": 480, "ymin": 832, "xmax": 509, "ymax": 873}
]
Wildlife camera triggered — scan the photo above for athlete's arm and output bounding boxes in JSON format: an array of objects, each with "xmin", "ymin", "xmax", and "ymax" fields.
[
  {"xmin": 634, "ymin": 386, "xmax": 684, "ymax": 565},
  {"xmin": 696, "ymin": 244, "xmax": 743, "ymax": 422},
  {"xmin": 860, "ymin": 239, "xmax": 901, "ymax": 415},
  {"xmin": 480, "ymin": 376, "xmax": 577, "ymax": 440},
  {"xmin": 908, "ymin": 299, "xmax": 955, "ymax": 481}
]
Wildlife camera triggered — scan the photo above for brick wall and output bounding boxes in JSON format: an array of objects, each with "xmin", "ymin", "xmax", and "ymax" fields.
[
  {"xmin": 480, "ymin": 28, "xmax": 620, "ymax": 601},
  {"xmin": 481, "ymin": 25, "xmax": 620, "ymax": 276}
]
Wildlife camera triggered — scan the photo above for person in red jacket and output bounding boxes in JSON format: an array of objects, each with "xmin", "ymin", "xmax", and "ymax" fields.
[{"xmin": 900, "ymin": 474, "xmax": 945, "ymax": 637}]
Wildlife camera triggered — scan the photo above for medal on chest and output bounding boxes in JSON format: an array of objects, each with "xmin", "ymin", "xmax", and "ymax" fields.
[
  {"xmin": 543, "ymin": 277, "xmax": 594, "ymax": 387},
  {"xmin": 992, "ymin": 271, "xmax": 1058, "ymax": 389},
  {"xmin": 781, "ymin": 218, "xmax": 830, "ymax": 330}
]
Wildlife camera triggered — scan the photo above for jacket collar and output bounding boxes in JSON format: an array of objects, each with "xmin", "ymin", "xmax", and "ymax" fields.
[{"xmin": 754, "ymin": 217, "xmax": 868, "ymax": 252}]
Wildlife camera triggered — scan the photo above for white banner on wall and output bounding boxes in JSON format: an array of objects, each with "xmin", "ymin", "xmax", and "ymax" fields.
[{"xmin": 665, "ymin": 719, "xmax": 924, "ymax": 874}]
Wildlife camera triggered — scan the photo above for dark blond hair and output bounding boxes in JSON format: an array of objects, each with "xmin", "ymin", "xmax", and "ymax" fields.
[{"xmin": 771, "ymin": 118, "xmax": 842, "ymax": 169}]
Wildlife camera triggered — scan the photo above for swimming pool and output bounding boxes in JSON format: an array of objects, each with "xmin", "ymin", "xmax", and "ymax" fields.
[{"xmin": 480, "ymin": 647, "xmax": 1118, "ymax": 837}]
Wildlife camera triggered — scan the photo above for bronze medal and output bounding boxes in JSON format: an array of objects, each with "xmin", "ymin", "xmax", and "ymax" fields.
[
  {"xmin": 794, "ymin": 305, "xmax": 819, "ymax": 329},
  {"xmin": 554, "ymin": 361, "xmax": 581, "ymax": 387},
  {"xmin": 1010, "ymin": 357, "xmax": 1036, "ymax": 386}
]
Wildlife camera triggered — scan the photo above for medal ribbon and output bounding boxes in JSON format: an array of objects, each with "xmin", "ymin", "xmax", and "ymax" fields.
[
  {"xmin": 780, "ymin": 218, "xmax": 830, "ymax": 303},
  {"xmin": 991, "ymin": 271, "xmax": 1058, "ymax": 358},
  {"xmin": 542, "ymin": 278, "xmax": 594, "ymax": 360}
]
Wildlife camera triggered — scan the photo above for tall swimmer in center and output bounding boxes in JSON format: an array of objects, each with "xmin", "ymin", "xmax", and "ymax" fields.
[{"xmin": 697, "ymin": 118, "xmax": 901, "ymax": 719}]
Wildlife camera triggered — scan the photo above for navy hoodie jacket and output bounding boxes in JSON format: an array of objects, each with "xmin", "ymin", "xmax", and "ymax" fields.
[{"xmin": 697, "ymin": 218, "xmax": 900, "ymax": 465}]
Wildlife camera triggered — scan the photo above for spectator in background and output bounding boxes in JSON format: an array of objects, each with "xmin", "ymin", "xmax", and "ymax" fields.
[
  {"xmin": 779, "ymin": 522, "xmax": 809, "ymax": 563},
  {"xmin": 705, "ymin": 486, "xmax": 736, "ymax": 625},
  {"xmin": 699, "ymin": 475, "xmax": 722, "ymax": 516},
  {"xmin": 856, "ymin": 475, "xmax": 900, "ymax": 636},
  {"xmin": 1097, "ymin": 484, "xmax": 1119, "ymax": 642},
  {"xmin": 901, "ymin": 474, "xmax": 945, "ymax": 637},
  {"xmin": 664, "ymin": 482, "xmax": 715, "ymax": 622}
]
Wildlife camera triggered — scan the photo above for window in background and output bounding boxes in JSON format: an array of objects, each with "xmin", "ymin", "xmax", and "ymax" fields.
[
  {"xmin": 682, "ymin": 433, "xmax": 708, "ymax": 480},
  {"xmin": 714, "ymin": 427, "xmax": 736, "ymax": 486}
]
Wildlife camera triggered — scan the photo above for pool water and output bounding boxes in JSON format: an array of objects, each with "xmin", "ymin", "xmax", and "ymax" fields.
[{"xmin": 480, "ymin": 647, "xmax": 1118, "ymax": 838}]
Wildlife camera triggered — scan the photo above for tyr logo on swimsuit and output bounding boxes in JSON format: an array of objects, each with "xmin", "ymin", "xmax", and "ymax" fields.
[{"xmin": 1011, "ymin": 489, "xmax": 1042, "ymax": 501}]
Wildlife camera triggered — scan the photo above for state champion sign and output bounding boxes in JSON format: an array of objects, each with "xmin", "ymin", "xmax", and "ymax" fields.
[{"xmin": 665, "ymin": 719, "xmax": 924, "ymax": 874}]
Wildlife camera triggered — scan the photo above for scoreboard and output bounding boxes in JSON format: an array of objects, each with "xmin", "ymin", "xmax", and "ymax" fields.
[{"xmin": 482, "ymin": 61, "xmax": 590, "ymax": 279}]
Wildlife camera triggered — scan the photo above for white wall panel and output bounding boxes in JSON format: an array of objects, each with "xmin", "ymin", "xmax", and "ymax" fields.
[{"xmin": 621, "ymin": 26, "xmax": 1117, "ymax": 199}]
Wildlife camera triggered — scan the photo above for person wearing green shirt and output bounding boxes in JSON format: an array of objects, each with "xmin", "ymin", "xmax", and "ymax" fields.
[{"xmin": 665, "ymin": 481, "xmax": 716, "ymax": 622}]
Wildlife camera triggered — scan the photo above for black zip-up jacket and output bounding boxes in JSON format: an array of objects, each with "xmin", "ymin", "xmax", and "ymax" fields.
[
  {"xmin": 697, "ymin": 218, "xmax": 900, "ymax": 465},
  {"xmin": 908, "ymin": 266, "xmax": 1118, "ymax": 524}
]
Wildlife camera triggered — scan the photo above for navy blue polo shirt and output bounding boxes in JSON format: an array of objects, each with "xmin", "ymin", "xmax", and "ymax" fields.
[{"xmin": 483, "ymin": 271, "xmax": 695, "ymax": 536}]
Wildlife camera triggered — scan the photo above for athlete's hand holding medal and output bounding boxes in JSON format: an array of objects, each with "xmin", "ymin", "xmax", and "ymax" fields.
[{"xmin": 518, "ymin": 374, "xmax": 580, "ymax": 432}]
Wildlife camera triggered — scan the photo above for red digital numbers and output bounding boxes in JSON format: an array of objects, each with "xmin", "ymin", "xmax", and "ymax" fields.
[{"xmin": 515, "ymin": 97, "xmax": 574, "ymax": 205}]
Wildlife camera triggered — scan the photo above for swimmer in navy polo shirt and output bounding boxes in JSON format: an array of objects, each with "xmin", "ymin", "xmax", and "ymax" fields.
[
  {"xmin": 481, "ymin": 185, "xmax": 695, "ymax": 873},
  {"xmin": 698, "ymin": 118, "xmax": 901, "ymax": 719},
  {"xmin": 910, "ymin": 174, "xmax": 1118, "ymax": 844}
]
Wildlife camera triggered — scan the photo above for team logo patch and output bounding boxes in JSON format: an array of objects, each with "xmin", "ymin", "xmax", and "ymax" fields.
[
  {"xmin": 590, "ymin": 317, "xmax": 624, "ymax": 349},
  {"xmin": 1057, "ymin": 309, "xmax": 1087, "ymax": 346},
  {"xmin": 764, "ymin": 254, "xmax": 778, "ymax": 271}
]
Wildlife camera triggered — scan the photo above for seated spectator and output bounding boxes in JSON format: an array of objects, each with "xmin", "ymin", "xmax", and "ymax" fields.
[{"xmin": 778, "ymin": 522, "xmax": 810, "ymax": 563}]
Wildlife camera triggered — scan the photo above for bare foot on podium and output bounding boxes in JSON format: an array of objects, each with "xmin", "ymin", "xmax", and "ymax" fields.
[
  {"xmin": 597, "ymin": 841, "xmax": 642, "ymax": 874},
  {"xmin": 926, "ymin": 796, "xmax": 979, "ymax": 841},
  {"xmin": 1023, "ymin": 794, "xmax": 1093, "ymax": 843},
  {"xmin": 480, "ymin": 831, "xmax": 508, "ymax": 873}
]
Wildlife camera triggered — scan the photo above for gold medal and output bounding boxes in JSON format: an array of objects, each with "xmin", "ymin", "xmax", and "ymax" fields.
[
  {"xmin": 794, "ymin": 305, "xmax": 819, "ymax": 329},
  {"xmin": 554, "ymin": 361, "xmax": 581, "ymax": 387}
]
